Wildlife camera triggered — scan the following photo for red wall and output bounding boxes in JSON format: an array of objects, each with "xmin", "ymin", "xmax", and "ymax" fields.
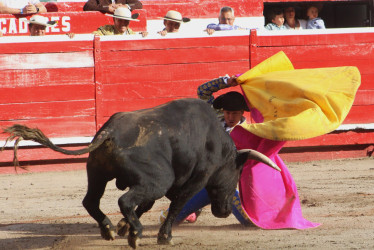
[{"xmin": 0, "ymin": 30, "xmax": 373, "ymax": 169}]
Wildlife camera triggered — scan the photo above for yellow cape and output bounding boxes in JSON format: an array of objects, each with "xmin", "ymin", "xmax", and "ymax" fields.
[{"xmin": 236, "ymin": 51, "xmax": 361, "ymax": 141}]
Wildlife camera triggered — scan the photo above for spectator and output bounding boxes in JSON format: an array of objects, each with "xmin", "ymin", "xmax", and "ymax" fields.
[
  {"xmin": 25, "ymin": 15, "xmax": 57, "ymax": 36},
  {"xmin": 157, "ymin": 10, "xmax": 190, "ymax": 36},
  {"xmin": 83, "ymin": 0, "xmax": 142, "ymax": 14},
  {"xmin": 284, "ymin": 6, "xmax": 307, "ymax": 30},
  {"xmin": 93, "ymin": 7, "xmax": 147, "ymax": 37},
  {"xmin": 25, "ymin": 15, "xmax": 75, "ymax": 38},
  {"xmin": 205, "ymin": 6, "xmax": 247, "ymax": 35},
  {"xmin": 265, "ymin": 8, "xmax": 286, "ymax": 30},
  {"xmin": 306, "ymin": 5, "xmax": 325, "ymax": 29},
  {"xmin": 0, "ymin": 0, "xmax": 47, "ymax": 14}
]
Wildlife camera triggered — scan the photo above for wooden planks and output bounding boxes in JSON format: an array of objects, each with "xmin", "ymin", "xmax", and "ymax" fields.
[
  {"xmin": 95, "ymin": 36, "xmax": 250, "ymax": 122},
  {"xmin": 0, "ymin": 40, "xmax": 96, "ymax": 141},
  {"xmin": 0, "ymin": 30, "xmax": 373, "ymax": 169}
]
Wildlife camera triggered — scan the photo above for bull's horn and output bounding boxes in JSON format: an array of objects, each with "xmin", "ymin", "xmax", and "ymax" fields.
[{"xmin": 238, "ymin": 149, "xmax": 281, "ymax": 171}]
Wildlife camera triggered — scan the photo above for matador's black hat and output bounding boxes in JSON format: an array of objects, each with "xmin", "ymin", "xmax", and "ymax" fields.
[{"xmin": 213, "ymin": 91, "xmax": 249, "ymax": 112}]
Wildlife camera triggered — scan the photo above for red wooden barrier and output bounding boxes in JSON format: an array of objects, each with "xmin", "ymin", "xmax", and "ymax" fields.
[
  {"xmin": 0, "ymin": 29, "xmax": 373, "ymax": 172},
  {"xmin": 0, "ymin": 38, "xmax": 96, "ymax": 140},
  {"xmin": 94, "ymin": 35, "xmax": 250, "ymax": 127}
]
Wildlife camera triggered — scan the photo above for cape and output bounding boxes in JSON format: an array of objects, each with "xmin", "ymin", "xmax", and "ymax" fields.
[
  {"xmin": 230, "ymin": 51, "xmax": 360, "ymax": 229},
  {"xmin": 237, "ymin": 51, "xmax": 361, "ymax": 141}
]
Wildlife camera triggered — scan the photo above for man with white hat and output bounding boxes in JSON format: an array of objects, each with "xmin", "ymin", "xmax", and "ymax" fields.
[
  {"xmin": 93, "ymin": 7, "xmax": 147, "ymax": 36},
  {"xmin": 0, "ymin": 0, "xmax": 46, "ymax": 14},
  {"xmin": 25, "ymin": 15, "xmax": 75, "ymax": 38},
  {"xmin": 157, "ymin": 10, "xmax": 190, "ymax": 36},
  {"xmin": 25, "ymin": 15, "xmax": 57, "ymax": 36}
]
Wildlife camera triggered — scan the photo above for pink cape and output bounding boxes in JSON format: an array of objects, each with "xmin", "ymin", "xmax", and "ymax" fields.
[{"xmin": 230, "ymin": 109, "xmax": 320, "ymax": 229}]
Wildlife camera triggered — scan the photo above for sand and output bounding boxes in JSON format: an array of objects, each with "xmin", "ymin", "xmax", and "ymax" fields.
[{"xmin": 1, "ymin": 157, "xmax": 373, "ymax": 249}]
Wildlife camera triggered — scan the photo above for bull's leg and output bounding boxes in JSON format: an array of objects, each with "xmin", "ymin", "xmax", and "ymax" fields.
[
  {"xmin": 117, "ymin": 187, "xmax": 159, "ymax": 248},
  {"xmin": 117, "ymin": 200, "xmax": 155, "ymax": 237},
  {"xmin": 157, "ymin": 182, "xmax": 206, "ymax": 245},
  {"xmin": 82, "ymin": 172, "xmax": 115, "ymax": 240}
]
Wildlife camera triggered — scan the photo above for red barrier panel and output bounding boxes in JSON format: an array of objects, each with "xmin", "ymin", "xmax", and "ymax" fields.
[{"xmin": 0, "ymin": 30, "xmax": 373, "ymax": 169}]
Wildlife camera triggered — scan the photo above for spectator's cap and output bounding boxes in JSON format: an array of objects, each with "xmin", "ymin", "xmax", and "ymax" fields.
[
  {"xmin": 25, "ymin": 15, "xmax": 57, "ymax": 27},
  {"xmin": 106, "ymin": 7, "xmax": 140, "ymax": 21},
  {"xmin": 160, "ymin": 10, "xmax": 190, "ymax": 23},
  {"xmin": 213, "ymin": 91, "xmax": 249, "ymax": 111}
]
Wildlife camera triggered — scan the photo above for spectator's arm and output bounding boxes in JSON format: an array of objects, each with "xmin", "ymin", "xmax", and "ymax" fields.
[
  {"xmin": 35, "ymin": 2, "xmax": 47, "ymax": 13},
  {"xmin": 83, "ymin": 0, "xmax": 108, "ymax": 12},
  {"xmin": 206, "ymin": 23, "xmax": 219, "ymax": 30},
  {"xmin": 126, "ymin": 0, "xmax": 142, "ymax": 10},
  {"xmin": 0, "ymin": 3, "xmax": 23, "ymax": 14}
]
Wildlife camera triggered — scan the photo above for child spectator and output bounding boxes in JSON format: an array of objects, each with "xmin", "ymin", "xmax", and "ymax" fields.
[
  {"xmin": 265, "ymin": 8, "xmax": 286, "ymax": 30},
  {"xmin": 306, "ymin": 5, "xmax": 325, "ymax": 29},
  {"xmin": 157, "ymin": 10, "xmax": 190, "ymax": 36}
]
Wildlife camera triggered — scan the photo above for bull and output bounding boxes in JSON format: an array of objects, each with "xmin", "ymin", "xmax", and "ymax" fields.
[{"xmin": 2, "ymin": 98, "xmax": 280, "ymax": 248}]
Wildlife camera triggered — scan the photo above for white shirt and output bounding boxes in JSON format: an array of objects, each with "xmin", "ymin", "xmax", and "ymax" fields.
[
  {"xmin": 221, "ymin": 117, "xmax": 246, "ymax": 133},
  {"xmin": 285, "ymin": 19, "xmax": 307, "ymax": 30},
  {"xmin": 0, "ymin": 0, "xmax": 40, "ymax": 9}
]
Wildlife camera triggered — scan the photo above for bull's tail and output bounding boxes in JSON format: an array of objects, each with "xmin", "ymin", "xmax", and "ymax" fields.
[{"xmin": 2, "ymin": 124, "xmax": 109, "ymax": 167}]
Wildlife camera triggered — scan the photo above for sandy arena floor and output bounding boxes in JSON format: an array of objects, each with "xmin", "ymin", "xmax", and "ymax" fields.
[{"xmin": 1, "ymin": 158, "xmax": 374, "ymax": 249}]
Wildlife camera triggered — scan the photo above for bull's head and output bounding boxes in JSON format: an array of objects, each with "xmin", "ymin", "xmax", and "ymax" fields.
[{"xmin": 206, "ymin": 149, "xmax": 280, "ymax": 218}]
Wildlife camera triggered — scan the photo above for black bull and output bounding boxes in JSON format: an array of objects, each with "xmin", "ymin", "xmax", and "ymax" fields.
[{"xmin": 2, "ymin": 98, "xmax": 280, "ymax": 248}]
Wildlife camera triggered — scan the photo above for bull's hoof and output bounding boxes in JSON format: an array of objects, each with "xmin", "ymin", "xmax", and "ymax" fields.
[
  {"xmin": 157, "ymin": 233, "xmax": 173, "ymax": 245},
  {"xmin": 117, "ymin": 218, "xmax": 130, "ymax": 236},
  {"xmin": 100, "ymin": 224, "xmax": 116, "ymax": 241},
  {"xmin": 128, "ymin": 234, "xmax": 140, "ymax": 249}
]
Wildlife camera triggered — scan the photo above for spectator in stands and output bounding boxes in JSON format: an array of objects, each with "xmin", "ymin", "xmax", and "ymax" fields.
[
  {"xmin": 306, "ymin": 5, "xmax": 325, "ymax": 29},
  {"xmin": 0, "ymin": 0, "xmax": 47, "ymax": 14},
  {"xmin": 83, "ymin": 0, "xmax": 142, "ymax": 14},
  {"xmin": 93, "ymin": 7, "xmax": 147, "ymax": 36},
  {"xmin": 284, "ymin": 6, "xmax": 307, "ymax": 30},
  {"xmin": 205, "ymin": 6, "xmax": 247, "ymax": 35},
  {"xmin": 265, "ymin": 8, "xmax": 286, "ymax": 30},
  {"xmin": 157, "ymin": 10, "xmax": 190, "ymax": 36},
  {"xmin": 26, "ymin": 15, "xmax": 57, "ymax": 36},
  {"xmin": 25, "ymin": 15, "xmax": 75, "ymax": 38}
]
